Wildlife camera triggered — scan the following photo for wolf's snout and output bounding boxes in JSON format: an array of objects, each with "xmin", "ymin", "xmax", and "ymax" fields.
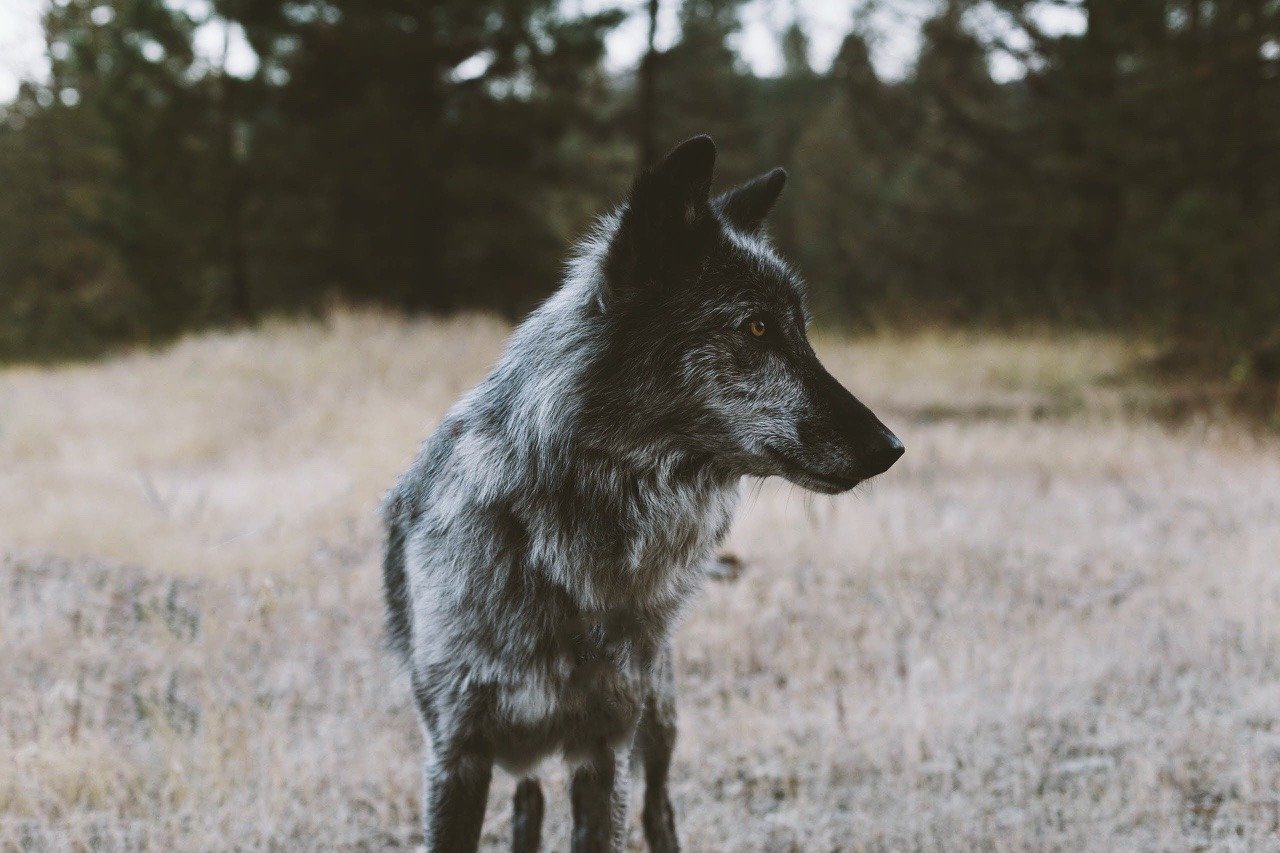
[
  {"xmin": 859, "ymin": 432, "xmax": 904, "ymax": 477},
  {"xmin": 789, "ymin": 361, "xmax": 905, "ymax": 490}
]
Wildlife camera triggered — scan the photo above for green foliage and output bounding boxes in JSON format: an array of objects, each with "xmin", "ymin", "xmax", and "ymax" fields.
[
  {"xmin": 794, "ymin": 0, "xmax": 1278, "ymax": 349},
  {"xmin": 0, "ymin": 0, "xmax": 1277, "ymax": 371},
  {"xmin": 231, "ymin": 0, "xmax": 626, "ymax": 315},
  {"xmin": 0, "ymin": 88, "xmax": 137, "ymax": 357}
]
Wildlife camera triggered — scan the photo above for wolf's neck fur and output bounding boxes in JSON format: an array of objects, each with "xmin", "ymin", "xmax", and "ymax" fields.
[
  {"xmin": 455, "ymin": 225, "xmax": 739, "ymax": 612},
  {"xmin": 479, "ymin": 216, "xmax": 681, "ymax": 474}
]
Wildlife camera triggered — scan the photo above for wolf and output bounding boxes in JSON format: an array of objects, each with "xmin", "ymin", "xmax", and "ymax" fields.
[{"xmin": 381, "ymin": 135, "xmax": 904, "ymax": 852}]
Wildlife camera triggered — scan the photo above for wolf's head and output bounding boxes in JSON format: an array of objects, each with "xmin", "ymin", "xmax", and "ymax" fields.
[{"xmin": 581, "ymin": 135, "xmax": 902, "ymax": 494}]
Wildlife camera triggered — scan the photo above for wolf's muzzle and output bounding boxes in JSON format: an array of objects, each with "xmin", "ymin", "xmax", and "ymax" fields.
[{"xmin": 799, "ymin": 356, "xmax": 904, "ymax": 486}]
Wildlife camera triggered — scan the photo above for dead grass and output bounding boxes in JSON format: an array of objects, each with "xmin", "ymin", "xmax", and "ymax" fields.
[{"xmin": 3, "ymin": 310, "xmax": 1279, "ymax": 850}]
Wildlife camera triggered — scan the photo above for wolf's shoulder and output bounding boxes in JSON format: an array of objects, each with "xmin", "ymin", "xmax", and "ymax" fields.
[{"xmin": 382, "ymin": 408, "xmax": 470, "ymax": 524}]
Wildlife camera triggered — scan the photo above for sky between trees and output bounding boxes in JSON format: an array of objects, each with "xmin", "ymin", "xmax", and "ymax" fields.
[{"xmin": 0, "ymin": 0, "xmax": 1089, "ymax": 101}]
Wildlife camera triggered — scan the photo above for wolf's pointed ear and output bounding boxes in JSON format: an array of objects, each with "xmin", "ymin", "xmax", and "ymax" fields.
[
  {"xmin": 713, "ymin": 167, "xmax": 786, "ymax": 233},
  {"xmin": 603, "ymin": 135, "xmax": 717, "ymax": 301},
  {"xmin": 636, "ymin": 134, "xmax": 717, "ymax": 218}
]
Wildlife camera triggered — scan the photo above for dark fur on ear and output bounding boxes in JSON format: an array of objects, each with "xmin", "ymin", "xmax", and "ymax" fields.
[
  {"xmin": 604, "ymin": 136, "xmax": 718, "ymax": 300},
  {"xmin": 713, "ymin": 167, "xmax": 787, "ymax": 233}
]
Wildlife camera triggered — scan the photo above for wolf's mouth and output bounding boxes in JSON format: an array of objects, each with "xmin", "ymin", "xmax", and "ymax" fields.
[{"xmin": 764, "ymin": 448, "xmax": 861, "ymax": 494}]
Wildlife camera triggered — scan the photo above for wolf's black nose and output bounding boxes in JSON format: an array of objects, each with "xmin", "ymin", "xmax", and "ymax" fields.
[{"xmin": 861, "ymin": 433, "xmax": 904, "ymax": 477}]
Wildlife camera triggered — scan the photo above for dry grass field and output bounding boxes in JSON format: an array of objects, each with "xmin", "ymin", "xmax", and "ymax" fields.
[{"xmin": 3, "ymin": 310, "xmax": 1279, "ymax": 850}]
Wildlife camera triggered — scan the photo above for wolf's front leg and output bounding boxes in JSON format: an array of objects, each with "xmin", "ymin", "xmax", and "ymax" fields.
[
  {"xmin": 570, "ymin": 745, "xmax": 632, "ymax": 853},
  {"xmin": 421, "ymin": 741, "xmax": 493, "ymax": 852},
  {"xmin": 414, "ymin": 673, "xmax": 493, "ymax": 853},
  {"xmin": 511, "ymin": 777, "xmax": 544, "ymax": 852},
  {"xmin": 637, "ymin": 648, "xmax": 680, "ymax": 852}
]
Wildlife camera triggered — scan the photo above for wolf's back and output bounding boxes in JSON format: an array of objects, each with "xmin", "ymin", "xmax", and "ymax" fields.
[
  {"xmin": 381, "ymin": 484, "xmax": 414, "ymax": 665},
  {"xmin": 381, "ymin": 418, "xmax": 463, "ymax": 666}
]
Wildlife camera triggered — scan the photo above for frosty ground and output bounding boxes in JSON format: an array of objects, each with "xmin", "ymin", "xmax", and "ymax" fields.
[{"xmin": 4, "ymin": 312, "xmax": 1279, "ymax": 849}]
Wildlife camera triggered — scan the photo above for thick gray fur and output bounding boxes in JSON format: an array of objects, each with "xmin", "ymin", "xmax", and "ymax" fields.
[{"xmin": 382, "ymin": 135, "xmax": 903, "ymax": 852}]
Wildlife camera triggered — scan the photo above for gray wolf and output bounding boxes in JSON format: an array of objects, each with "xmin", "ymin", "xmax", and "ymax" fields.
[{"xmin": 382, "ymin": 135, "xmax": 904, "ymax": 851}]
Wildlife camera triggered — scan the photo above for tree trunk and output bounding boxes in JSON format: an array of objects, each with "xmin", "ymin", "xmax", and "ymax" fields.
[
  {"xmin": 1234, "ymin": 0, "xmax": 1263, "ymax": 215},
  {"xmin": 217, "ymin": 23, "xmax": 253, "ymax": 324},
  {"xmin": 638, "ymin": 0, "xmax": 660, "ymax": 165},
  {"xmin": 1074, "ymin": 0, "xmax": 1123, "ymax": 309}
]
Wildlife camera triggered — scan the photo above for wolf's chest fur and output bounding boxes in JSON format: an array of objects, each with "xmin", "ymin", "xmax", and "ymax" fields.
[{"xmin": 392, "ymin": 404, "xmax": 739, "ymax": 768}]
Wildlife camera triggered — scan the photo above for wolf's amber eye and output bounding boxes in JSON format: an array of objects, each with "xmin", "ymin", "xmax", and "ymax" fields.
[{"xmin": 747, "ymin": 318, "xmax": 767, "ymax": 338}]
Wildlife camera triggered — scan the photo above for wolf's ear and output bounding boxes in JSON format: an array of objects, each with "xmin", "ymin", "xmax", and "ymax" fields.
[
  {"xmin": 713, "ymin": 167, "xmax": 786, "ymax": 233},
  {"xmin": 604, "ymin": 135, "xmax": 718, "ymax": 299},
  {"xmin": 641, "ymin": 134, "xmax": 717, "ymax": 214}
]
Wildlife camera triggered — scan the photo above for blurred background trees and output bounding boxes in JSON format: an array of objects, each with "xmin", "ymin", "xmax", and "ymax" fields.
[{"xmin": 1, "ymin": 0, "xmax": 1278, "ymax": 384}]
